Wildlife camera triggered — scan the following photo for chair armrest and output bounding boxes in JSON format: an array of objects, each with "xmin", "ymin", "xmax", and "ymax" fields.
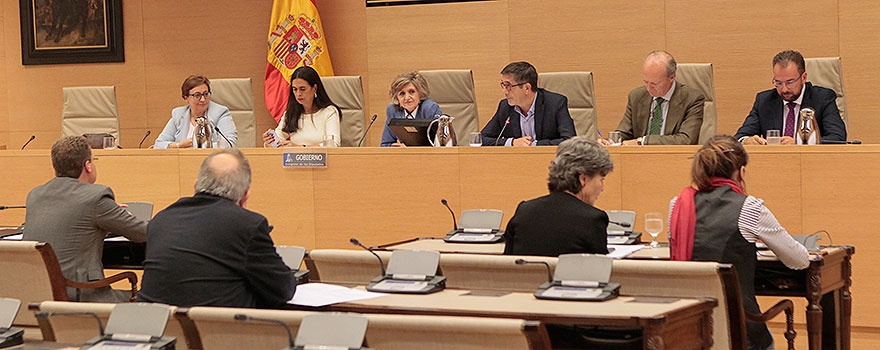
[
  {"xmin": 66, "ymin": 271, "xmax": 138, "ymax": 301},
  {"xmin": 746, "ymin": 299, "xmax": 794, "ymax": 322}
]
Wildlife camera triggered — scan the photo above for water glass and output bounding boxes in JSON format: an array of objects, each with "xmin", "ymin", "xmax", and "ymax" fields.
[
  {"xmin": 609, "ymin": 131, "xmax": 623, "ymax": 146},
  {"xmin": 322, "ymin": 135, "xmax": 337, "ymax": 148},
  {"xmin": 468, "ymin": 132, "xmax": 482, "ymax": 147},
  {"xmin": 102, "ymin": 136, "xmax": 117, "ymax": 150},
  {"xmin": 766, "ymin": 130, "xmax": 782, "ymax": 145},
  {"xmin": 644, "ymin": 212, "xmax": 663, "ymax": 248}
]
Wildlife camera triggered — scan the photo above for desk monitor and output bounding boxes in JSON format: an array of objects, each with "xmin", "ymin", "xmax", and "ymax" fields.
[{"xmin": 388, "ymin": 118, "xmax": 446, "ymax": 146}]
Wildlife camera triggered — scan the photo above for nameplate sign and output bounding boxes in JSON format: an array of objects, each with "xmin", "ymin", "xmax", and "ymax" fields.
[{"xmin": 283, "ymin": 152, "xmax": 327, "ymax": 168}]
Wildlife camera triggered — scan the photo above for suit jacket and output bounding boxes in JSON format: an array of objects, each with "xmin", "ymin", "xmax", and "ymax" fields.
[
  {"xmin": 154, "ymin": 101, "xmax": 238, "ymax": 148},
  {"xmin": 734, "ymin": 82, "xmax": 846, "ymax": 142},
  {"xmin": 616, "ymin": 81, "xmax": 705, "ymax": 145},
  {"xmin": 480, "ymin": 88, "xmax": 576, "ymax": 146},
  {"xmin": 138, "ymin": 193, "xmax": 296, "ymax": 308},
  {"xmin": 380, "ymin": 98, "xmax": 443, "ymax": 146},
  {"xmin": 22, "ymin": 177, "xmax": 147, "ymax": 302},
  {"xmin": 503, "ymin": 191, "xmax": 608, "ymax": 257}
]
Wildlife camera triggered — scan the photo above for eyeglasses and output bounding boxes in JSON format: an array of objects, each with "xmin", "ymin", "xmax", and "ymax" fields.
[
  {"xmin": 500, "ymin": 81, "xmax": 526, "ymax": 90},
  {"xmin": 187, "ymin": 92, "xmax": 211, "ymax": 100},
  {"xmin": 772, "ymin": 77, "xmax": 801, "ymax": 89}
]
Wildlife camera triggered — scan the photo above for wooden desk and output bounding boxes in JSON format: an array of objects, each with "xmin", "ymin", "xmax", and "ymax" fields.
[
  {"xmin": 17, "ymin": 340, "xmax": 78, "ymax": 350},
  {"xmin": 304, "ymin": 289, "xmax": 716, "ymax": 350}
]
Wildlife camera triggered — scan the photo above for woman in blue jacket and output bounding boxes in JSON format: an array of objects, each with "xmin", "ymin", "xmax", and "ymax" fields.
[{"xmin": 380, "ymin": 72, "xmax": 442, "ymax": 147}]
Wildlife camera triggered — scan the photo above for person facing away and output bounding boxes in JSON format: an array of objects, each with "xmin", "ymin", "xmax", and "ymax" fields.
[
  {"xmin": 503, "ymin": 136, "xmax": 613, "ymax": 256},
  {"xmin": 138, "ymin": 149, "xmax": 296, "ymax": 308},
  {"xmin": 23, "ymin": 136, "xmax": 147, "ymax": 302},
  {"xmin": 380, "ymin": 71, "xmax": 443, "ymax": 147},
  {"xmin": 668, "ymin": 135, "xmax": 809, "ymax": 350}
]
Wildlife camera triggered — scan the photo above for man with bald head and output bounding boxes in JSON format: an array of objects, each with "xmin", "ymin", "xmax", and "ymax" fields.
[
  {"xmin": 611, "ymin": 50, "xmax": 706, "ymax": 145},
  {"xmin": 138, "ymin": 149, "xmax": 295, "ymax": 308}
]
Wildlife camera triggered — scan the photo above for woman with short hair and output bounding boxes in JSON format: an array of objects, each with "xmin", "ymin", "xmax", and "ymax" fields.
[
  {"xmin": 155, "ymin": 75, "xmax": 238, "ymax": 149},
  {"xmin": 380, "ymin": 71, "xmax": 442, "ymax": 147}
]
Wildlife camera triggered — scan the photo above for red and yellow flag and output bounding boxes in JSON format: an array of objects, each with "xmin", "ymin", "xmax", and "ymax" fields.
[{"xmin": 265, "ymin": 0, "xmax": 334, "ymax": 122}]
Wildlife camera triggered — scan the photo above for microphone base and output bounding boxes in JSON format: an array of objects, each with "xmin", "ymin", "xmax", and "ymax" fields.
[
  {"xmin": 444, "ymin": 229, "xmax": 505, "ymax": 243},
  {"xmin": 534, "ymin": 282, "xmax": 620, "ymax": 302},
  {"xmin": 366, "ymin": 275, "xmax": 446, "ymax": 294}
]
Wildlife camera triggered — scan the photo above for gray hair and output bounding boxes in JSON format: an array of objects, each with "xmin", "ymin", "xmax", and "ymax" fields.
[
  {"xmin": 547, "ymin": 137, "xmax": 614, "ymax": 193},
  {"xmin": 195, "ymin": 149, "xmax": 251, "ymax": 202},
  {"xmin": 645, "ymin": 50, "xmax": 677, "ymax": 77}
]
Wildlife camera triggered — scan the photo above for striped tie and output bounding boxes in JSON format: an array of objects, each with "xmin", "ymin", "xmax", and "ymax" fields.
[{"xmin": 648, "ymin": 97, "xmax": 664, "ymax": 135}]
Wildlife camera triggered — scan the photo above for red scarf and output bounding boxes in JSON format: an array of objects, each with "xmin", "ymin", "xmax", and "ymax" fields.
[{"xmin": 669, "ymin": 177, "xmax": 745, "ymax": 261}]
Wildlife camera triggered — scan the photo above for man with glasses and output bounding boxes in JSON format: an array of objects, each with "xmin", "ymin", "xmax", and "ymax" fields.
[
  {"xmin": 610, "ymin": 50, "xmax": 705, "ymax": 145},
  {"xmin": 735, "ymin": 50, "xmax": 846, "ymax": 144},
  {"xmin": 480, "ymin": 61, "xmax": 575, "ymax": 146},
  {"xmin": 22, "ymin": 136, "xmax": 147, "ymax": 302}
]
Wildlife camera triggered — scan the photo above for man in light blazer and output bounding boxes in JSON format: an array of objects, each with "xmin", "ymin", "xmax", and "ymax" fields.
[
  {"xmin": 23, "ymin": 136, "xmax": 147, "ymax": 302},
  {"xmin": 612, "ymin": 51, "xmax": 705, "ymax": 145}
]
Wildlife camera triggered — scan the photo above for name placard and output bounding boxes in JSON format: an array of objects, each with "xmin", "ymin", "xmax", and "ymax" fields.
[{"xmin": 283, "ymin": 152, "xmax": 327, "ymax": 168}]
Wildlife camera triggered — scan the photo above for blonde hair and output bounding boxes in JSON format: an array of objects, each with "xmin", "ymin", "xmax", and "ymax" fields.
[
  {"xmin": 691, "ymin": 135, "xmax": 748, "ymax": 192},
  {"xmin": 389, "ymin": 72, "xmax": 430, "ymax": 108}
]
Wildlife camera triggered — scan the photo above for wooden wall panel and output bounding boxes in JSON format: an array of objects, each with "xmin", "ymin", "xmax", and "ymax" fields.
[
  {"xmin": 0, "ymin": 1, "xmax": 7, "ymax": 150},
  {"xmin": 665, "ymin": 0, "xmax": 840, "ymax": 138},
  {"xmin": 618, "ymin": 148, "xmax": 692, "ymax": 235},
  {"xmin": 742, "ymin": 148, "xmax": 803, "ymax": 234},
  {"xmin": 840, "ymin": 0, "xmax": 880, "ymax": 144},
  {"xmin": 508, "ymin": 0, "xmax": 666, "ymax": 137}
]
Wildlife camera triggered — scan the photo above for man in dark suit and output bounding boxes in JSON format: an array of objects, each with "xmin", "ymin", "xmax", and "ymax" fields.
[
  {"xmin": 503, "ymin": 137, "xmax": 612, "ymax": 257},
  {"xmin": 480, "ymin": 61, "xmax": 575, "ymax": 146},
  {"xmin": 23, "ymin": 136, "xmax": 147, "ymax": 302},
  {"xmin": 611, "ymin": 50, "xmax": 705, "ymax": 145},
  {"xmin": 138, "ymin": 150, "xmax": 295, "ymax": 308},
  {"xmin": 735, "ymin": 50, "xmax": 846, "ymax": 144}
]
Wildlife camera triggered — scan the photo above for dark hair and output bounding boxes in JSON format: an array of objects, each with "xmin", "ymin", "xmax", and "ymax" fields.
[
  {"xmin": 282, "ymin": 66, "xmax": 340, "ymax": 134},
  {"xmin": 691, "ymin": 135, "xmax": 749, "ymax": 192},
  {"xmin": 772, "ymin": 50, "xmax": 806, "ymax": 74},
  {"xmin": 51, "ymin": 136, "xmax": 92, "ymax": 178},
  {"xmin": 181, "ymin": 75, "xmax": 211, "ymax": 98},
  {"xmin": 501, "ymin": 61, "xmax": 538, "ymax": 92}
]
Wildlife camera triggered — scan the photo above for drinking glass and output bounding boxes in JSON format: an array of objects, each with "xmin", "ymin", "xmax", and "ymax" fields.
[
  {"xmin": 609, "ymin": 131, "xmax": 623, "ymax": 146},
  {"xmin": 766, "ymin": 130, "xmax": 782, "ymax": 145},
  {"xmin": 644, "ymin": 212, "xmax": 663, "ymax": 248},
  {"xmin": 468, "ymin": 132, "xmax": 482, "ymax": 147},
  {"xmin": 102, "ymin": 136, "xmax": 117, "ymax": 150},
  {"xmin": 321, "ymin": 135, "xmax": 337, "ymax": 148}
]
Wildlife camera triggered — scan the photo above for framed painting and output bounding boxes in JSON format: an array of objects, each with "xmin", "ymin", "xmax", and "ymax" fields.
[{"xmin": 19, "ymin": 0, "xmax": 124, "ymax": 65}]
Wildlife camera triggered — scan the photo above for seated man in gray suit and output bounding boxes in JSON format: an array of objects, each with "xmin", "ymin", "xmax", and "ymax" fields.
[
  {"xmin": 609, "ymin": 50, "xmax": 705, "ymax": 145},
  {"xmin": 23, "ymin": 136, "xmax": 147, "ymax": 302}
]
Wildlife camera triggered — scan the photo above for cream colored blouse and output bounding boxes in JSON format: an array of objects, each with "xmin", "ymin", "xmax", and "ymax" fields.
[{"xmin": 275, "ymin": 106, "xmax": 341, "ymax": 146}]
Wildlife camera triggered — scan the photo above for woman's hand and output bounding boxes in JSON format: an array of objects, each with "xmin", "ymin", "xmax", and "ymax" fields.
[
  {"xmin": 262, "ymin": 130, "xmax": 276, "ymax": 148},
  {"xmin": 391, "ymin": 139, "xmax": 407, "ymax": 147},
  {"xmin": 172, "ymin": 138, "xmax": 193, "ymax": 149}
]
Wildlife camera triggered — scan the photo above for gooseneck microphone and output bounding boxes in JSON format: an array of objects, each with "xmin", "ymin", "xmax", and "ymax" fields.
[
  {"xmin": 214, "ymin": 126, "xmax": 236, "ymax": 148},
  {"xmin": 21, "ymin": 135, "xmax": 35, "ymax": 150},
  {"xmin": 440, "ymin": 199, "xmax": 457, "ymax": 230},
  {"xmin": 35, "ymin": 311, "xmax": 105, "ymax": 335},
  {"xmin": 357, "ymin": 114, "xmax": 378, "ymax": 147},
  {"xmin": 515, "ymin": 259, "xmax": 553, "ymax": 283},
  {"xmin": 350, "ymin": 238, "xmax": 386, "ymax": 276},
  {"xmin": 609, "ymin": 221, "xmax": 632, "ymax": 228},
  {"xmin": 493, "ymin": 117, "xmax": 511, "ymax": 146},
  {"xmin": 138, "ymin": 131, "xmax": 151, "ymax": 148},
  {"xmin": 0, "ymin": 205, "xmax": 26, "ymax": 210},
  {"xmin": 234, "ymin": 314, "xmax": 294, "ymax": 349}
]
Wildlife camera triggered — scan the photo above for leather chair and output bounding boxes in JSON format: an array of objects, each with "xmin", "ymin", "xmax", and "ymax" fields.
[
  {"xmin": 419, "ymin": 70, "xmax": 479, "ymax": 146},
  {"xmin": 61, "ymin": 86, "xmax": 120, "ymax": 141},
  {"xmin": 676, "ymin": 63, "xmax": 716, "ymax": 145},
  {"xmin": 321, "ymin": 76, "xmax": 365, "ymax": 147},
  {"xmin": 210, "ymin": 78, "xmax": 256, "ymax": 148},
  {"xmin": 28, "ymin": 301, "xmax": 184, "ymax": 345},
  {"xmin": 806, "ymin": 57, "xmax": 847, "ymax": 128},
  {"xmin": 0, "ymin": 241, "xmax": 137, "ymax": 326},
  {"xmin": 537, "ymin": 72, "xmax": 598, "ymax": 137}
]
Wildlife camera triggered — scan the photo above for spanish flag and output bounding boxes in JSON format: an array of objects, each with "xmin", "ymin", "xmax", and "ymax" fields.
[{"xmin": 265, "ymin": 0, "xmax": 334, "ymax": 122}]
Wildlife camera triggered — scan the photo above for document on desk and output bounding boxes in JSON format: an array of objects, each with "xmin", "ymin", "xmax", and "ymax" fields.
[
  {"xmin": 607, "ymin": 245, "xmax": 646, "ymax": 259},
  {"xmin": 288, "ymin": 283, "xmax": 386, "ymax": 307},
  {"xmin": 87, "ymin": 342, "xmax": 152, "ymax": 350}
]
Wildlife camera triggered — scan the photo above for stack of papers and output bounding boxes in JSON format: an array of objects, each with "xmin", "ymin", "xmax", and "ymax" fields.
[
  {"xmin": 606, "ymin": 245, "xmax": 646, "ymax": 259},
  {"xmin": 288, "ymin": 283, "xmax": 385, "ymax": 307}
]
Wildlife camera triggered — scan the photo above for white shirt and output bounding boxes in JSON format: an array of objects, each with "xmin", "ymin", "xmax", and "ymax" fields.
[
  {"xmin": 404, "ymin": 105, "xmax": 419, "ymax": 119},
  {"xmin": 275, "ymin": 106, "xmax": 341, "ymax": 147}
]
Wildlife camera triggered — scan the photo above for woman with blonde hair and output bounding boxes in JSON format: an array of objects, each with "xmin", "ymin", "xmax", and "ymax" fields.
[
  {"xmin": 668, "ymin": 135, "xmax": 808, "ymax": 350},
  {"xmin": 380, "ymin": 71, "xmax": 442, "ymax": 147}
]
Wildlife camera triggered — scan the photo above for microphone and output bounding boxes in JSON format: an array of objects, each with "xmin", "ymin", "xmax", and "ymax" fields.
[
  {"xmin": 234, "ymin": 314, "xmax": 294, "ymax": 350},
  {"xmin": 214, "ymin": 126, "xmax": 236, "ymax": 148},
  {"xmin": 138, "ymin": 131, "xmax": 151, "ymax": 148},
  {"xmin": 515, "ymin": 259, "xmax": 553, "ymax": 283},
  {"xmin": 350, "ymin": 238, "xmax": 386, "ymax": 276},
  {"xmin": 35, "ymin": 311, "xmax": 105, "ymax": 335},
  {"xmin": 0, "ymin": 205, "xmax": 26, "ymax": 210},
  {"xmin": 21, "ymin": 135, "xmax": 35, "ymax": 150},
  {"xmin": 820, "ymin": 139, "xmax": 861, "ymax": 144},
  {"xmin": 357, "ymin": 114, "xmax": 378, "ymax": 147},
  {"xmin": 440, "ymin": 199, "xmax": 457, "ymax": 231},
  {"xmin": 609, "ymin": 220, "xmax": 632, "ymax": 228},
  {"xmin": 493, "ymin": 117, "xmax": 511, "ymax": 146}
]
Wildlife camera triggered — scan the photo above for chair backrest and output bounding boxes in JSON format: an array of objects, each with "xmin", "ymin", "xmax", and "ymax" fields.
[
  {"xmin": 178, "ymin": 306, "xmax": 548, "ymax": 350},
  {"xmin": 321, "ymin": 76, "xmax": 365, "ymax": 147},
  {"xmin": 537, "ymin": 72, "xmax": 597, "ymax": 137},
  {"xmin": 30, "ymin": 301, "xmax": 185, "ymax": 345},
  {"xmin": 419, "ymin": 70, "xmax": 479, "ymax": 146},
  {"xmin": 304, "ymin": 249, "xmax": 391, "ymax": 284},
  {"xmin": 210, "ymin": 78, "xmax": 256, "ymax": 148},
  {"xmin": 61, "ymin": 86, "xmax": 120, "ymax": 141},
  {"xmin": 805, "ymin": 57, "xmax": 847, "ymax": 128},
  {"xmin": 275, "ymin": 246, "xmax": 307, "ymax": 270},
  {"xmin": 676, "ymin": 63, "xmax": 716, "ymax": 145},
  {"xmin": 0, "ymin": 241, "xmax": 67, "ymax": 326}
]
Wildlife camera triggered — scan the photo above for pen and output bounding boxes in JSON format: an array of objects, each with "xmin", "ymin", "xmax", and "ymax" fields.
[{"xmin": 596, "ymin": 130, "xmax": 603, "ymax": 139}]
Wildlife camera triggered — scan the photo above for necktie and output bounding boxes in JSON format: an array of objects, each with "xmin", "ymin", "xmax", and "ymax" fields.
[
  {"xmin": 405, "ymin": 111, "xmax": 414, "ymax": 119},
  {"xmin": 648, "ymin": 97, "xmax": 664, "ymax": 135},
  {"xmin": 784, "ymin": 102, "xmax": 796, "ymax": 137}
]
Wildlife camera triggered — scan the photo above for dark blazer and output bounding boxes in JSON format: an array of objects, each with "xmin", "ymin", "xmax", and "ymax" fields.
[
  {"xmin": 616, "ymin": 81, "xmax": 705, "ymax": 145},
  {"xmin": 734, "ymin": 82, "xmax": 846, "ymax": 141},
  {"xmin": 138, "ymin": 193, "xmax": 295, "ymax": 308},
  {"xmin": 503, "ymin": 191, "xmax": 608, "ymax": 257},
  {"xmin": 480, "ymin": 88, "xmax": 576, "ymax": 146},
  {"xmin": 380, "ymin": 98, "xmax": 443, "ymax": 146}
]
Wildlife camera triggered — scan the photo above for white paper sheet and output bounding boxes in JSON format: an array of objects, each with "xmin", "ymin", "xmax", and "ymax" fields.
[
  {"xmin": 1, "ymin": 233, "xmax": 22, "ymax": 240},
  {"xmin": 288, "ymin": 283, "xmax": 385, "ymax": 307},
  {"xmin": 606, "ymin": 244, "xmax": 646, "ymax": 259}
]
